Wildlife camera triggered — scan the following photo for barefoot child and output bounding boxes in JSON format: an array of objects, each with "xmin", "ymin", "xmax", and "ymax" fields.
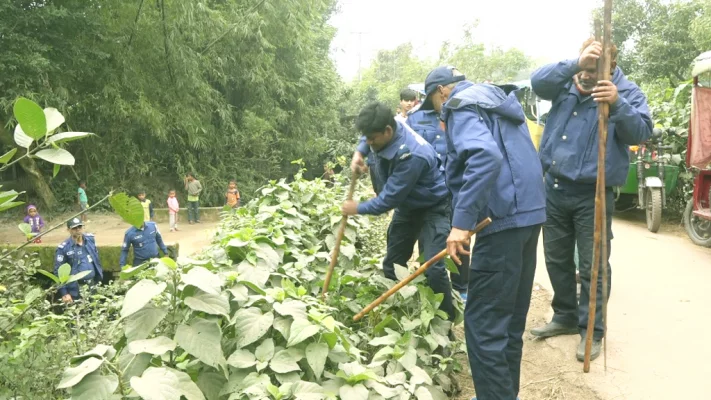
[
  {"xmin": 167, "ymin": 190, "xmax": 180, "ymax": 232},
  {"xmin": 23, "ymin": 205, "xmax": 45, "ymax": 243}
]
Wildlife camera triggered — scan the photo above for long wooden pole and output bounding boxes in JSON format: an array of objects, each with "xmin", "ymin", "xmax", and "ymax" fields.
[
  {"xmin": 584, "ymin": 0, "xmax": 612, "ymax": 373},
  {"xmin": 321, "ymin": 172, "xmax": 359, "ymax": 300},
  {"xmin": 353, "ymin": 217, "xmax": 492, "ymax": 322}
]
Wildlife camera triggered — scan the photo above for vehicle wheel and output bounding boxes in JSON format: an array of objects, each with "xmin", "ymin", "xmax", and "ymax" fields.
[
  {"xmin": 683, "ymin": 200, "xmax": 711, "ymax": 247},
  {"xmin": 645, "ymin": 187, "xmax": 662, "ymax": 233}
]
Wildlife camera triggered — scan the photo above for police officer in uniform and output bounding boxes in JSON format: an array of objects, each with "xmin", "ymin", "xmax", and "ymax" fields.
[
  {"xmin": 422, "ymin": 66, "xmax": 546, "ymax": 400},
  {"xmin": 54, "ymin": 217, "xmax": 104, "ymax": 303},
  {"xmin": 344, "ymin": 102, "xmax": 454, "ymax": 320},
  {"xmin": 119, "ymin": 221, "xmax": 170, "ymax": 267},
  {"xmin": 407, "ymin": 101, "xmax": 470, "ymax": 301}
]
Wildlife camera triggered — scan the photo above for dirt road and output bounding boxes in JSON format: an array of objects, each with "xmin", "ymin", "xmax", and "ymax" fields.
[{"xmin": 456, "ymin": 212, "xmax": 711, "ymax": 399}]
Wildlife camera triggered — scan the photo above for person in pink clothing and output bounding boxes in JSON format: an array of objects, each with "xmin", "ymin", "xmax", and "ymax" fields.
[{"xmin": 167, "ymin": 190, "xmax": 180, "ymax": 232}]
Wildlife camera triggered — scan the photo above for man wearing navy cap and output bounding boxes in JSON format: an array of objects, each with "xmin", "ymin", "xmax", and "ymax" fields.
[
  {"xmin": 54, "ymin": 218, "xmax": 104, "ymax": 303},
  {"xmin": 344, "ymin": 101, "xmax": 455, "ymax": 321},
  {"xmin": 120, "ymin": 220, "xmax": 170, "ymax": 268},
  {"xmin": 423, "ymin": 66, "xmax": 546, "ymax": 400}
]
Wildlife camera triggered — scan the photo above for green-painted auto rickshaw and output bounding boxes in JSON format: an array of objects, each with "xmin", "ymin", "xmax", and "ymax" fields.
[{"xmin": 615, "ymin": 128, "xmax": 680, "ymax": 233}]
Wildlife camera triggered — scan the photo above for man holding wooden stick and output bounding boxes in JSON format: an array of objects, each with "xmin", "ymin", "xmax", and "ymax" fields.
[
  {"xmin": 422, "ymin": 66, "xmax": 546, "ymax": 400},
  {"xmin": 530, "ymin": 39, "xmax": 652, "ymax": 361},
  {"xmin": 344, "ymin": 102, "xmax": 455, "ymax": 320}
]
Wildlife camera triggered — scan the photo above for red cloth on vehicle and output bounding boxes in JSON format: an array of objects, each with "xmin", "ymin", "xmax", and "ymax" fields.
[{"xmin": 688, "ymin": 86, "xmax": 711, "ymax": 169}]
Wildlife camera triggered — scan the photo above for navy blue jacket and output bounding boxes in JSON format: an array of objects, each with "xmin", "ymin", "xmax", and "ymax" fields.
[
  {"xmin": 356, "ymin": 121, "xmax": 449, "ymax": 215},
  {"xmin": 531, "ymin": 59, "xmax": 653, "ymax": 187},
  {"xmin": 54, "ymin": 234, "xmax": 104, "ymax": 298},
  {"xmin": 441, "ymin": 81, "xmax": 546, "ymax": 237},
  {"xmin": 120, "ymin": 222, "xmax": 168, "ymax": 267},
  {"xmin": 406, "ymin": 109, "xmax": 447, "ymax": 171}
]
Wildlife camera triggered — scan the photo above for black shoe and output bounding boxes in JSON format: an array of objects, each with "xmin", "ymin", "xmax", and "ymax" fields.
[
  {"xmin": 576, "ymin": 337, "xmax": 602, "ymax": 362},
  {"xmin": 530, "ymin": 321, "xmax": 578, "ymax": 338}
]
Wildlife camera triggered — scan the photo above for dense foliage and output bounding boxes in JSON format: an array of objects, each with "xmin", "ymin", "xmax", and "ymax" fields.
[{"xmin": 0, "ymin": 0, "xmax": 350, "ymax": 210}]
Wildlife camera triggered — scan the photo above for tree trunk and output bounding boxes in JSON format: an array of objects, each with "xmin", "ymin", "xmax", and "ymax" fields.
[{"xmin": 0, "ymin": 124, "xmax": 58, "ymax": 210}]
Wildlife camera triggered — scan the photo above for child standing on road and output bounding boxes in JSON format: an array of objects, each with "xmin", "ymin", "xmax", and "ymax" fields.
[
  {"xmin": 167, "ymin": 189, "xmax": 180, "ymax": 232},
  {"xmin": 23, "ymin": 205, "xmax": 45, "ymax": 243},
  {"xmin": 137, "ymin": 190, "xmax": 154, "ymax": 222},
  {"xmin": 225, "ymin": 179, "xmax": 240, "ymax": 208},
  {"xmin": 77, "ymin": 181, "xmax": 88, "ymax": 222},
  {"xmin": 184, "ymin": 173, "xmax": 202, "ymax": 224}
]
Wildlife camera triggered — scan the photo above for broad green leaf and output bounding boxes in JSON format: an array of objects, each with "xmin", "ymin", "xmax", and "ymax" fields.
[
  {"xmin": 366, "ymin": 381, "xmax": 400, "ymax": 398},
  {"xmin": 233, "ymin": 308, "xmax": 274, "ymax": 348},
  {"xmin": 322, "ymin": 332, "xmax": 338, "ymax": 349},
  {"xmin": 255, "ymin": 338, "xmax": 275, "ymax": 362},
  {"xmin": 370, "ymin": 346, "xmax": 394, "ymax": 366},
  {"xmin": 228, "ymin": 284, "xmax": 249, "ymax": 303},
  {"xmin": 47, "ymin": 131, "xmax": 94, "ymax": 144},
  {"xmin": 70, "ymin": 372, "xmax": 118, "ymax": 400},
  {"xmin": 128, "ymin": 336, "xmax": 176, "ymax": 355},
  {"xmin": 166, "ymin": 368, "xmax": 206, "ymax": 400},
  {"xmin": 125, "ymin": 303, "xmax": 168, "ymax": 342},
  {"xmin": 58, "ymin": 263, "xmax": 71, "ymax": 283},
  {"xmin": 197, "ymin": 371, "xmax": 227, "ymax": 400},
  {"xmin": 368, "ymin": 331, "xmax": 400, "ymax": 347},
  {"xmin": 237, "ymin": 373, "xmax": 272, "ymax": 398},
  {"xmin": 35, "ymin": 148, "xmax": 75, "ymax": 165},
  {"xmin": 287, "ymin": 319, "xmax": 320, "ymax": 347},
  {"xmin": 119, "ymin": 262, "xmax": 151, "ymax": 280},
  {"xmin": 394, "ymin": 264, "xmax": 410, "ymax": 281},
  {"xmin": 237, "ymin": 261, "xmax": 270, "ymax": 288},
  {"xmin": 57, "ymin": 357, "xmax": 104, "ymax": 389},
  {"xmin": 0, "ymin": 148, "xmax": 17, "ymax": 164},
  {"xmin": 182, "ymin": 266, "xmax": 223, "ymax": 295},
  {"xmin": 417, "ymin": 385, "xmax": 447, "ymax": 400},
  {"xmin": 414, "ymin": 386, "xmax": 433, "ymax": 400},
  {"xmin": 227, "ymin": 238, "xmax": 249, "ymax": 247},
  {"xmin": 66, "ymin": 270, "xmax": 92, "ymax": 284},
  {"xmin": 14, "ymin": 97, "xmax": 47, "ymax": 139},
  {"xmin": 184, "ymin": 290, "xmax": 230, "ymax": 316},
  {"xmin": 119, "ymin": 351, "xmax": 151, "ymax": 382},
  {"xmin": 292, "ymin": 381, "xmax": 325, "ymax": 400},
  {"xmin": 44, "ymin": 107, "xmax": 65, "ymax": 132},
  {"xmin": 120, "ymin": 279, "xmax": 167, "ymax": 318},
  {"xmin": 70, "ymin": 345, "xmax": 116, "ymax": 366},
  {"xmin": 219, "ymin": 370, "xmax": 250, "ymax": 397},
  {"xmin": 130, "ymin": 367, "xmax": 181, "ymax": 400},
  {"xmin": 24, "ymin": 287, "xmax": 42, "ymax": 304},
  {"xmin": 254, "ymin": 242, "xmax": 281, "ymax": 269},
  {"xmin": 53, "ymin": 163, "xmax": 60, "ymax": 177},
  {"xmin": 38, "ymin": 269, "xmax": 60, "ymax": 284},
  {"xmin": 175, "ymin": 318, "xmax": 226, "ymax": 369},
  {"xmin": 267, "ymin": 383, "xmax": 280, "ymax": 399},
  {"xmin": 0, "ymin": 200, "xmax": 23, "ymax": 212},
  {"xmin": 227, "ymin": 349, "xmax": 256, "ymax": 369},
  {"xmin": 444, "ymin": 257, "xmax": 459, "ymax": 275},
  {"xmin": 385, "ymin": 372, "xmax": 406, "ymax": 386},
  {"xmin": 273, "ymin": 316, "xmax": 292, "ymax": 340},
  {"xmin": 109, "ymin": 193, "xmax": 144, "ymax": 229},
  {"xmin": 402, "ymin": 317, "xmax": 421, "ymax": 331},
  {"xmin": 13, "ymin": 125, "xmax": 33, "ymax": 148},
  {"xmin": 340, "ymin": 244, "xmax": 356, "ymax": 260},
  {"xmin": 398, "ymin": 285, "xmax": 417, "ymax": 300},
  {"xmin": 305, "ymin": 342, "xmax": 328, "ymax": 379},
  {"xmin": 18, "ymin": 222, "xmax": 32, "ymax": 236},
  {"xmin": 397, "ymin": 347, "xmax": 417, "ymax": 370},
  {"xmin": 273, "ymin": 299, "xmax": 308, "ymax": 320},
  {"xmin": 408, "ymin": 366, "xmax": 433, "ymax": 385},
  {"xmin": 270, "ymin": 348, "xmax": 304, "ymax": 374},
  {"xmin": 339, "ymin": 384, "xmax": 369, "ymax": 400}
]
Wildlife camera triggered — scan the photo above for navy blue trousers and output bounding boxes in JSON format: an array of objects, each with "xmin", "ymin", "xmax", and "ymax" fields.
[
  {"xmin": 543, "ymin": 183, "xmax": 612, "ymax": 340},
  {"xmin": 382, "ymin": 201, "xmax": 454, "ymax": 321},
  {"xmin": 465, "ymin": 224, "xmax": 541, "ymax": 400}
]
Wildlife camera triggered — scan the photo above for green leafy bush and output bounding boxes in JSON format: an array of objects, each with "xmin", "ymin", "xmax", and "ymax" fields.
[{"xmin": 57, "ymin": 167, "xmax": 465, "ymax": 399}]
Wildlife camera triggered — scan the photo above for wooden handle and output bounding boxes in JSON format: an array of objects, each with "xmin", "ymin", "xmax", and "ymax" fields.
[
  {"xmin": 353, "ymin": 217, "xmax": 492, "ymax": 321},
  {"xmin": 584, "ymin": 0, "xmax": 612, "ymax": 373},
  {"xmin": 321, "ymin": 172, "xmax": 359, "ymax": 300}
]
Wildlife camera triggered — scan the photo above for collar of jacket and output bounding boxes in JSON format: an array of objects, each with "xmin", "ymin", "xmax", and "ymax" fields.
[{"xmin": 375, "ymin": 122, "xmax": 406, "ymax": 160}]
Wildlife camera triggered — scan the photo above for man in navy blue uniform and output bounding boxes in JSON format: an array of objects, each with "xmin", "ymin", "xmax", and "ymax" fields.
[
  {"xmin": 54, "ymin": 218, "xmax": 104, "ymax": 304},
  {"xmin": 407, "ymin": 103, "xmax": 470, "ymax": 301},
  {"xmin": 119, "ymin": 221, "xmax": 170, "ymax": 267},
  {"xmin": 529, "ymin": 39, "xmax": 652, "ymax": 362},
  {"xmin": 422, "ymin": 66, "xmax": 546, "ymax": 400},
  {"xmin": 343, "ymin": 102, "xmax": 455, "ymax": 320}
]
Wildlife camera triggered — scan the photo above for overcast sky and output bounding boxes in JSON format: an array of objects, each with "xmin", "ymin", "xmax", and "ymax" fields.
[{"xmin": 329, "ymin": 0, "xmax": 600, "ymax": 81}]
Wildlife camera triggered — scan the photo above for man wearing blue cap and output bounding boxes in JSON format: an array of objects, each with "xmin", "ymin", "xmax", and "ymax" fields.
[
  {"xmin": 422, "ymin": 66, "xmax": 546, "ymax": 400},
  {"xmin": 54, "ymin": 217, "xmax": 104, "ymax": 303},
  {"xmin": 344, "ymin": 101, "xmax": 455, "ymax": 321}
]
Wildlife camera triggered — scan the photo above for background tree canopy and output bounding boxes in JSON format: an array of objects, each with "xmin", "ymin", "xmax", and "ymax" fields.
[{"xmin": 0, "ymin": 0, "xmax": 348, "ymax": 209}]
